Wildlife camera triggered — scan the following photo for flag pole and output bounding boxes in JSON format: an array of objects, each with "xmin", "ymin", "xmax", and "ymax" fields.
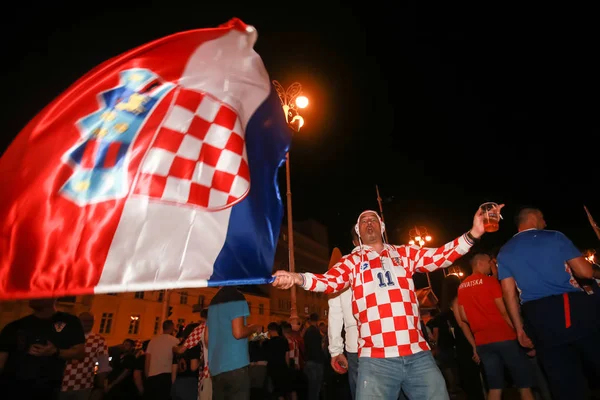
[
  {"xmin": 376, "ymin": 185, "xmax": 389, "ymax": 243},
  {"xmin": 584, "ymin": 205, "xmax": 600, "ymax": 241}
]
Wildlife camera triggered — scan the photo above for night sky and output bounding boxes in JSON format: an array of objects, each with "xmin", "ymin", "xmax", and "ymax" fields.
[{"xmin": 2, "ymin": 3, "xmax": 597, "ymax": 291}]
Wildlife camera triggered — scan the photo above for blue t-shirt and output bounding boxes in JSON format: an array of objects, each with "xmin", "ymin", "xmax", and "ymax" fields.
[
  {"xmin": 497, "ymin": 229, "xmax": 583, "ymax": 303},
  {"xmin": 207, "ymin": 287, "xmax": 250, "ymax": 376}
]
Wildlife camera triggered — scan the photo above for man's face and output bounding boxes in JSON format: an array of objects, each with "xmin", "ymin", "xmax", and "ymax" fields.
[
  {"xmin": 122, "ymin": 341, "xmax": 133, "ymax": 352},
  {"xmin": 478, "ymin": 255, "xmax": 493, "ymax": 275},
  {"xmin": 358, "ymin": 212, "xmax": 382, "ymax": 245}
]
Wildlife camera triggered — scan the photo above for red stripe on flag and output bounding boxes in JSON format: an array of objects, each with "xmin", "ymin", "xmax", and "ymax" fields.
[
  {"xmin": 80, "ymin": 140, "xmax": 99, "ymax": 168},
  {"xmin": 104, "ymin": 142, "xmax": 121, "ymax": 168}
]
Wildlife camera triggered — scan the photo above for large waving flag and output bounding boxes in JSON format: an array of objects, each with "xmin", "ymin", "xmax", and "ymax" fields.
[{"xmin": 0, "ymin": 18, "xmax": 291, "ymax": 300}]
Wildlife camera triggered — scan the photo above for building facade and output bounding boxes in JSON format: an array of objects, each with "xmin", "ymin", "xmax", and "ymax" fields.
[{"xmin": 0, "ymin": 287, "xmax": 271, "ymax": 347}]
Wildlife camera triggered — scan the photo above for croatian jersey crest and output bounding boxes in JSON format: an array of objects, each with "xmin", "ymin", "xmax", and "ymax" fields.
[
  {"xmin": 60, "ymin": 68, "xmax": 174, "ymax": 205},
  {"xmin": 54, "ymin": 321, "xmax": 66, "ymax": 332}
]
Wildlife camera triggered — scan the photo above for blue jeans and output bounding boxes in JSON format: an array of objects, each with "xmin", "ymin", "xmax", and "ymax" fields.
[
  {"xmin": 347, "ymin": 352, "xmax": 359, "ymax": 400},
  {"xmin": 355, "ymin": 351, "xmax": 449, "ymax": 399}
]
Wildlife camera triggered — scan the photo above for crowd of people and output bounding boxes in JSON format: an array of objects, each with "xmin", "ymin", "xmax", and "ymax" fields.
[
  {"xmin": 1, "ymin": 206, "xmax": 599, "ymax": 400},
  {"xmin": 273, "ymin": 206, "xmax": 600, "ymax": 399}
]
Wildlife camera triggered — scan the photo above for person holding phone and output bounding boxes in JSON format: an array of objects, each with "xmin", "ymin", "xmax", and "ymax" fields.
[{"xmin": 0, "ymin": 298, "xmax": 85, "ymax": 400}]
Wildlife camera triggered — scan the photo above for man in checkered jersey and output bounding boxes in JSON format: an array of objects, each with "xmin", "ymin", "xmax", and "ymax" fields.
[
  {"xmin": 61, "ymin": 312, "xmax": 111, "ymax": 400},
  {"xmin": 273, "ymin": 208, "xmax": 487, "ymax": 399}
]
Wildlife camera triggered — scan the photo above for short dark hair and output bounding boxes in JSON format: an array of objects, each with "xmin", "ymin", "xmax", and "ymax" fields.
[
  {"xmin": 515, "ymin": 207, "xmax": 540, "ymax": 226},
  {"xmin": 163, "ymin": 319, "xmax": 174, "ymax": 331},
  {"xmin": 200, "ymin": 308, "xmax": 208, "ymax": 319},
  {"xmin": 280, "ymin": 321, "xmax": 292, "ymax": 333}
]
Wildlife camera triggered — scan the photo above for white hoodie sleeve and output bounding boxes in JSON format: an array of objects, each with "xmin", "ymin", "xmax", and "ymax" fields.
[{"xmin": 328, "ymin": 292, "xmax": 345, "ymax": 357}]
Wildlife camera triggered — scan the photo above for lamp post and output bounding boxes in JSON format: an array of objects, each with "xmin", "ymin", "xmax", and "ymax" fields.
[
  {"xmin": 272, "ymin": 80, "xmax": 308, "ymax": 326},
  {"xmin": 409, "ymin": 226, "xmax": 434, "ymax": 288}
]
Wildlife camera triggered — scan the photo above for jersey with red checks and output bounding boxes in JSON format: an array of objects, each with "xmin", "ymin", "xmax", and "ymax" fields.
[
  {"xmin": 182, "ymin": 323, "xmax": 210, "ymax": 384},
  {"xmin": 61, "ymin": 333, "xmax": 108, "ymax": 391},
  {"xmin": 302, "ymin": 233, "xmax": 474, "ymax": 358}
]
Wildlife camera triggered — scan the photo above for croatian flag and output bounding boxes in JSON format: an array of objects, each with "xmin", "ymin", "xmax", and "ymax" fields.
[{"xmin": 0, "ymin": 18, "xmax": 291, "ymax": 300}]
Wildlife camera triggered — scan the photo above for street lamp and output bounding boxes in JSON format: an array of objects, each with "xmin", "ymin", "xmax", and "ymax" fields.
[
  {"xmin": 408, "ymin": 226, "xmax": 432, "ymax": 247},
  {"xmin": 584, "ymin": 249, "xmax": 596, "ymax": 265},
  {"xmin": 272, "ymin": 80, "xmax": 308, "ymax": 326},
  {"xmin": 409, "ymin": 226, "xmax": 434, "ymax": 288},
  {"xmin": 447, "ymin": 265, "xmax": 464, "ymax": 278}
]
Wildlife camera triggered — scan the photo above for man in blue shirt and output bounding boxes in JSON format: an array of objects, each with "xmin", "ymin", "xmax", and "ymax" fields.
[
  {"xmin": 497, "ymin": 208, "xmax": 600, "ymax": 400},
  {"xmin": 208, "ymin": 286, "xmax": 262, "ymax": 400}
]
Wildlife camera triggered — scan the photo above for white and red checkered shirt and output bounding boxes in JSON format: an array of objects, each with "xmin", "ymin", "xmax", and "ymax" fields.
[
  {"xmin": 182, "ymin": 322, "xmax": 210, "ymax": 392},
  {"xmin": 302, "ymin": 234, "xmax": 474, "ymax": 358},
  {"xmin": 61, "ymin": 333, "xmax": 109, "ymax": 391}
]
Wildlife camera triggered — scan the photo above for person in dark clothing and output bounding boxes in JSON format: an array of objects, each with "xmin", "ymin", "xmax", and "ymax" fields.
[
  {"xmin": 427, "ymin": 307, "xmax": 459, "ymax": 396},
  {"xmin": 133, "ymin": 340, "xmax": 150, "ymax": 398},
  {"xmin": 264, "ymin": 322, "xmax": 296, "ymax": 400},
  {"xmin": 443, "ymin": 275, "xmax": 486, "ymax": 400},
  {"xmin": 172, "ymin": 323, "xmax": 201, "ymax": 400},
  {"xmin": 249, "ymin": 334, "xmax": 268, "ymax": 400},
  {"xmin": 303, "ymin": 313, "xmax": 326, "ymax": 400},
  {"xmin": 0, "ymin": 298, "xmax": 85, "ymax": 400},
  {"xmin": 105, "ymin": 338, "xmax": 139, "ymax": 399}
]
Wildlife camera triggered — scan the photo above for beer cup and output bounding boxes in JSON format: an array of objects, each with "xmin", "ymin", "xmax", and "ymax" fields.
[{"xmin": 480, "ymin": 202, "xmax": 502, "ymax": 232}]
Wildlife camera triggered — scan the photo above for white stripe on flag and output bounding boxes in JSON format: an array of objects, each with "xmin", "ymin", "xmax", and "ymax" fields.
[{"xmin": 96, "ymin": 197, "xmax": 231, "ymax": 292}]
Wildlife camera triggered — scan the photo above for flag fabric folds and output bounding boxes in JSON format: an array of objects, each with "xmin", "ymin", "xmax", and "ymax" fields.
[{"xmin": 0, "ymin": 18, "xmax": 291, "ymax": 300}]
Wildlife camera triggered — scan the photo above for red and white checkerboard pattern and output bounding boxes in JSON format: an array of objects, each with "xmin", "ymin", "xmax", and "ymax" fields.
[
  {"xmin": 134, "ymin": 88, "xmax": 250, "ymax": 210},
  {"xmin": 62, "ymin": 333, "xmax": 108, "ymax": 391},
  {"xmin": 182, "ymin": 322, "xmax": 210, "ymax": 393},
  {"xmin": 303, "ymin": 234, "xmax": 473, "ymax": 358}
]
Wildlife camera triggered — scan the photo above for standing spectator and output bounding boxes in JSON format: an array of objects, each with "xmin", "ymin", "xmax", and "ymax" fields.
[
  {"xmin": 264, "ymin": 322, "xmax": 296, "ymax": 400},
  {"xmin": 497, "ymin": 208, "xmax": 600, "ymax": 399},
  {"xmin": 0, "ymin": 298, "xmax": 85, "ymax": 400},
  {"xmin": 145, "ymin": 320, "xmax": 179, "ymax": 400},
  {"xmin": 172, "ymin": 323, "xmax": 202, "ymax": 400},
  {"xmin": 105, "ymin": 338, "xmax": 138, "ymax": 399},
  {"xmin": 303, "ymin": 313, "xmax": 326, "ymax": 400},
  {"xmin": 457, "ymin": 254, "xmax": 534, "ymax": 400},
  {"xmin": 61, "ymin": 312, "xmax": 111, "ymax": 400},
  {"xmin": 178, "ymin": 286, "xmax": 261, "ymax": 400}
]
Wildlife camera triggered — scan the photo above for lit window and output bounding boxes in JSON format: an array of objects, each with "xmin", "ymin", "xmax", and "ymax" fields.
[{"xmin": 128, "ymin": 315, "xmax": 140, "ymax": 334}]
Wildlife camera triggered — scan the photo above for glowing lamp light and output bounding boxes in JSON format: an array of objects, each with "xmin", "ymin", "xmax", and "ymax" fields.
[
  {"xmin": 415, "ymin": 236, "xmax": 421, "ymax": 242},
  {"xmin": 425, "ymin": 235, "xmax": 432, "ymax": 242},
  {"xmin": 409, "ymin": 240, "xmax": 415, "ymax": 245},
  {"xmin": 295, "ymin": 95, "xmax": 309, "ymax": 109}
]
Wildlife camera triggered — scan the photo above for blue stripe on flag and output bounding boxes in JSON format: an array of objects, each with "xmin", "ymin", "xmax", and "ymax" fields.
[{"xmin": 208, "ymin": 86, "xmax": 291, "ymax": 285}]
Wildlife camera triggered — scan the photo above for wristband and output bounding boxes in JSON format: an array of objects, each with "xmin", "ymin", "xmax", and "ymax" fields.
[{"xmin": 466, "ymin": 231, "xmax": 480, "ymax": 245}]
